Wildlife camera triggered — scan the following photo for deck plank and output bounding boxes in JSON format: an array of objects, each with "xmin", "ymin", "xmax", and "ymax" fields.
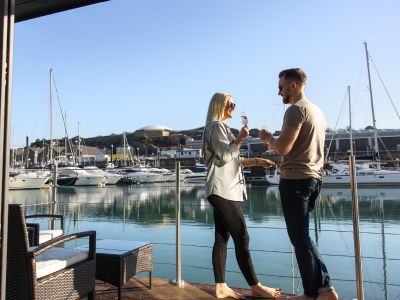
[{"xmin": 92, "ymin": 276, "xmax": 295, "ymax": 299}]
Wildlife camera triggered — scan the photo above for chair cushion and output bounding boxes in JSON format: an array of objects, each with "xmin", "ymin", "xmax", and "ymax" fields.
[
  {"xmin": 39, "ymin": 230, "xmax": 63, "ymax": 244},
  {"xmin": 35, "ymin": 247, "xmax": 89, "ymax": 279}
]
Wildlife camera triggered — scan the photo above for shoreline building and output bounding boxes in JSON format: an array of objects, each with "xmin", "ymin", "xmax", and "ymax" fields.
[{"xmin": 134, "ymin": 125, "xmax": 172, "ymax": 138}]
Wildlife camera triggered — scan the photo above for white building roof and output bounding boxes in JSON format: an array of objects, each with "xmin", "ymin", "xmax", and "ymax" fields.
[{"xmin": 137, "ymin": 125, "xmax": 173, "ymax": 131}]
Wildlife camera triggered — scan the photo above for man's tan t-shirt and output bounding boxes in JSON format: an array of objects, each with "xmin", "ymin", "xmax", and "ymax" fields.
[{"xmin": 280, "ymin": 99, "xmax": 326, "ymax": 180}]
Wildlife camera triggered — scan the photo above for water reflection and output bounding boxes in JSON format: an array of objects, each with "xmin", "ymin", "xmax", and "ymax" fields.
[
  {"xmin": 9, "ymin": 185, "xmax": 400, "ymax": 224},
  {"xmin": 8, "ymin": 184, "xmax": 400, "ymax": 300}
]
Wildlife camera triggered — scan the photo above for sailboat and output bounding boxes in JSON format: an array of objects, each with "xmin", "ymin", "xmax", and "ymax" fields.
[
  {"xmin": 322, "ymin": 161, "xmax": 400, "ymax": 187},
  {"xmin": 323, "ymin": 43, "xmax": 400, "ymax": 187},
  {"xmin": 266, "ymin": 42, "xmax": 400, "ymax": 187}
]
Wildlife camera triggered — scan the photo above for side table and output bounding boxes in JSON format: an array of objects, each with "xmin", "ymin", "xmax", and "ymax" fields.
[{"xmin": 81, "ymin": 239, "xmax": 152, "ymax": 299}]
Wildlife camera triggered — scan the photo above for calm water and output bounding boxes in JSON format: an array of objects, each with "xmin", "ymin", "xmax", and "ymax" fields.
[{"xmin": 9, "ymin": 184, "xmax": 400, "ymax": 300}]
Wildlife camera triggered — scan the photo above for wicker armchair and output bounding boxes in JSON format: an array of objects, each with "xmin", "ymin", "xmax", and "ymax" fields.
[
  {"xmin": 25, "ymin": 213, "xmax": 64, "ymax": 246},
  {"xmin": 6, "ymin": 204, "xmax": 96, "ymax": 300}
]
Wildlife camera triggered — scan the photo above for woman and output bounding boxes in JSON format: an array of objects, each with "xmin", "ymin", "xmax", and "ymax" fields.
[{"xmin": 203, "ymin": 92, "xmax": 281, "ymax": 299}]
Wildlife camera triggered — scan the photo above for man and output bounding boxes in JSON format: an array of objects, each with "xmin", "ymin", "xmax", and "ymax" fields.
[{"xmin": 259, "ymin": 68, "xmax": 339, "ymax": 300}]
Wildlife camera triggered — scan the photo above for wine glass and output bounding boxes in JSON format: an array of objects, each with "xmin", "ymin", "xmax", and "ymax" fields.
[
  {"xmin": 261, "ymin": 125, "xmax": 270, "ymax": 145},
  {"xmin": 240, "ymin": 111, "xmax": 248, "ymax": 126}
]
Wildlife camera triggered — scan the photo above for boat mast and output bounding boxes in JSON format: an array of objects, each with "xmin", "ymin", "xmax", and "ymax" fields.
[
  {"xmin": 49, "ymin": 68, "xmax": 53, "ymax": 162},
  {"xmin": 78, "ymin": 122, "xmax": 81, "ymax": 165},
  {"xmin": 348, "ymin": 86, "xmax": 353, "ymax": 155},
  {"xmin": 64, "ymin": 112, "xmax": 67, "ymax": 158},
  {"xmin": 42, "ymin": 138, "xmax": 45, "ymax": 166},
  {"xmin": 123, "ymin": 132, "xmax": 126, "ymax": 166},
  {"xmin": 364, "ymin": 41, "xmax": 379, "ymax": 160}
]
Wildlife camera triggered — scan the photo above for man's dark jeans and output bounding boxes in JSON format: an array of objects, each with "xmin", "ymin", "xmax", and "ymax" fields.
[{"xmin": 279, "ymin": 178, "xmax": 332, "ymax": 297}]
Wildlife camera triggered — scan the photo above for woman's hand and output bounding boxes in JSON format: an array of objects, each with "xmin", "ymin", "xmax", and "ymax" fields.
[
  {"xmin": 257, "ymin": 158, "xmax": 276, "ymax": 170},
  {"xmin": 238, "ymin": 125, "xmax": 249, "ymax": 141},
  {"xmin": 235, "ymin": 125, "xmax": 249, "ymax": 148},
  {"xmin": 243, "ymin": 158, "xmax": 276, "ymax": 169}
]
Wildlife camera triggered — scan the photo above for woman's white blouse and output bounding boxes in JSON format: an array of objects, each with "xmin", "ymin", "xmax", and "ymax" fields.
[{"xmin": 203, "ymin": 121, "xmax": 246, "ymax": 201}]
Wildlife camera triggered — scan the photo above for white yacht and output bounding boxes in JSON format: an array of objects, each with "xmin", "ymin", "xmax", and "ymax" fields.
[
  {"xmin": 58, "ymin": 166, "xmax": 106, "ymax": 186},
  {"xmin": 104, "ymin": 171, "xmax": 123, "ymax": 185},
  {"xmin": 323, "ymin": 163, "xmax": 400, "ymax": 187},
  {"xmin": 181, "ymin": 163, "xmax": 207, "ymax": 183},
  {"xmin": 9, "ymin": 171, "xmax": 50, "ymax": 190},
  {"xmin": 179, "ymin": 168, "xmax": 194, "ymax": 180},
  {"xmin": 185, "ymin": 172, "xmax": 207, "ymax": 183},
  {"xmin": 109, "ymin": 167, "xmax": 163, "ymax": 184},
  {"xmin": 265, "ymin": 164, "xmax": 400, "ymax": 187},
  {"xmin": 148, "ymin": 168, "xmax": 177, "ymax": 182},
  {"xmin": 81, "ymin": 166, "xmax": 122, "ymax": 185}
]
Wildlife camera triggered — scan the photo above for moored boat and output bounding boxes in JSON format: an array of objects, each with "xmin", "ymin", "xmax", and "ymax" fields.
[
  {"xmin": 185, "ymin": 172, "xmax": 207, "ymax": 183},
  {"xmin": 323, "ymin": 163, "xmax": 400, "ymax": 187},
  {"xmin": 58, "ymin": 167, "xmax": 106, "ymax": 186},
  {"xmin": 108, "ymin": 167, "xmax": 163, "ymax": 184},
  {"xmin": 104, "ymin": 171, "xmax": 123, "ymax": 185},
  {"xmin": 9, "ymin": 172, "xmax": 50, "ymax": 190},
  {"xmin": 57, "ymin": 175, "xmax": 78, "ymax": 186}
]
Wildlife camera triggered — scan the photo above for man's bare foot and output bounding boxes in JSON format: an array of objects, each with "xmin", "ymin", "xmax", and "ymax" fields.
[
  {"xmin": 317, "ymin": 289, "xmax": 339, "ymax": 300},
  {"xmin": 250, "ymin": 282, "xmax": 281, "ymax": 299},
  {"xmin": 215, "ymin": 283, "xmax": 244, "ymax": 299}
]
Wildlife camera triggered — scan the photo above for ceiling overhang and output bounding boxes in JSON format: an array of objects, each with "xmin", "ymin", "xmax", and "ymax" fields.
[{"xmin": 15, "ymin": 0, "xmax": 109, "ymax": 23}]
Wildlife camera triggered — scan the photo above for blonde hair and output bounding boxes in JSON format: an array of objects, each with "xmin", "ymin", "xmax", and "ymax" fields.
[{"xmin": 205, "ymin": 92, "xmax": 232, "ymax": 125}]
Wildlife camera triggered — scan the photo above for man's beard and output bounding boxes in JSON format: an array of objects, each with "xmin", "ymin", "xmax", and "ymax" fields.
[{"xmin": 282, "ymin": 97, "xmax": 290, "ymax": 104}]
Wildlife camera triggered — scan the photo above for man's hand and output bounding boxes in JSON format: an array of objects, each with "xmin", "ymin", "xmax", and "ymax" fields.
[{"xmin": 259, "ymin": 129, "xmax": 273, "ymax": 144}]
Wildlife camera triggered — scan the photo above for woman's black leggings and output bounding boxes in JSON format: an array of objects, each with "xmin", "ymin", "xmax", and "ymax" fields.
[{"xmin": 208, "ymin": 194, "xmax": 258, "ymax": 286}]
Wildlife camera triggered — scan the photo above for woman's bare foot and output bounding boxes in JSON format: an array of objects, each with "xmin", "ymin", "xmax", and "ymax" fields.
[
  {"xmin": 251, "ymin": 282, "xmax": 281, "ymax": 299},
  {"xmin": 215, "ymin": 283, "xmax": 243, "ymax": 299}
]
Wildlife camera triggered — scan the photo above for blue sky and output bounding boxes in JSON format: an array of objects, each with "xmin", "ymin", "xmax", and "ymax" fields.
[{"xmin": 11, "ymin": 0, "xmax": 400, "ymax": 147}]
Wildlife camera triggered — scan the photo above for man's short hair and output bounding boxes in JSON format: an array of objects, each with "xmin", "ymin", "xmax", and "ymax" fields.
[{"xmin": 279, "ymin": 68, "xmax": 307, "ymax": 86}]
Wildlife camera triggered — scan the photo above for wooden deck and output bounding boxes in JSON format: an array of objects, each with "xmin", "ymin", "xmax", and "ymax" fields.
[{"xmin": 91, "ymin": 276, "xmax": 295, "ymax": 299}]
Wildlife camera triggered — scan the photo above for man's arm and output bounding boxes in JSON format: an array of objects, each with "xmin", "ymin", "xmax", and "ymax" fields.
[{"xmin": 261, "ymin": 127, "xmax": 300, "ymax": 156}]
